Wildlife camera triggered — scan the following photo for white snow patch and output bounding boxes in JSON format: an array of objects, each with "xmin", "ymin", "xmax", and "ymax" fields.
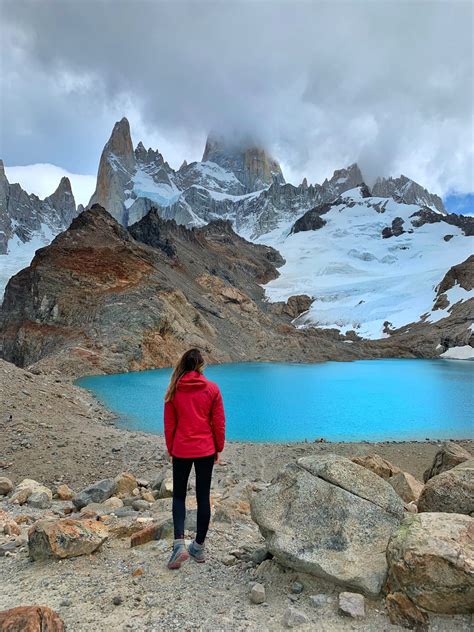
[
  {"xmin": 0, "ymin": 224, "xmax": 55, "ymax": 301},
  {"xmin": 132, "ymin": 170, "xmax": 181, "ymax": 207},
  {"xmin": 257, "ymin": 196, "xmax": 474, "ymax": 339},
  {"xmin": 440, "ymin": 345, "xmax": 474, "ymax": 360}
]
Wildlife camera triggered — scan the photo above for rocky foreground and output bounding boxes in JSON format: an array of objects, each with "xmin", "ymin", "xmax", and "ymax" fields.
[{"xmin": 0, "ymin": 359, "xmax": 473, "ymax": 631}]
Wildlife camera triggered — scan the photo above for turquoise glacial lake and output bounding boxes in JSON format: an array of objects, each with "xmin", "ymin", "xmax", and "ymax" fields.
[{"xmin": 77, "ymin": 359, "xmax": 474, "ymax": 442}]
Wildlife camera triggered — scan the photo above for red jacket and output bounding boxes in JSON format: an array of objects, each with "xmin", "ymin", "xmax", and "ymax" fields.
[{"xmin": 164, "ymin": 371, "xmax": 226, "ymax": 458}]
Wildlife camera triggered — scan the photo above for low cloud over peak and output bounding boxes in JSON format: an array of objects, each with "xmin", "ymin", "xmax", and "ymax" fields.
[{"xmin": 1, "ymin": 0, "xmax": 473, "ymax": 197}]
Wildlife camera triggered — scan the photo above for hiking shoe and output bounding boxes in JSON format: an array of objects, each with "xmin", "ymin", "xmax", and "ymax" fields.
[
  {"xmin": 188, "ymin": 540, "xmax": 206, "ymax": 563},
  {"xmin": 167, "ymin": 539, "xmax": 189, "ymax": 570}
]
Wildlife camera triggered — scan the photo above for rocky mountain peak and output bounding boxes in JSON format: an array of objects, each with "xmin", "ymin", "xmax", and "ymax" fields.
[
  {"xmin": 88, "ymin": 118, "xmax": 137, "ymax": 224},
  {"xmin": 0, "ymin": 159, "xmax": 5, "ymax": 179},
  {"xmin": 105, "ymin": 117, "xmax": 135, "ymax": 169},
  {"xmin": 202, "ymin": 132, "xmax": 285, "ymax": 193},
  {"xmin": 326, "ymin": 163, "xmax": 364, "ymax": 190},
  {"xmin": 44, "ymin": 176, "xmax": 76, "ymax": 222},
  {"xmin": 372, "ymin": 174, "xmax": 445, "ymax": 213}
]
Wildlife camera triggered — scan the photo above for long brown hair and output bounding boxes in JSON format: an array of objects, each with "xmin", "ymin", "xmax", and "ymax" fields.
[{"xmin": 164, "ymin": 348, "xmax": 205, "ymax": 402}]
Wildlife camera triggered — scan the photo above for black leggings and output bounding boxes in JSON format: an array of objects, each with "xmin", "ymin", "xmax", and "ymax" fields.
[{"xmin": 172, "ymin": 454, "xmax": 215, "ymax": 544}]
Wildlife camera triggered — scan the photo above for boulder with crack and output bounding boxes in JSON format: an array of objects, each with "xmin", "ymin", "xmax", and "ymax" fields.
[{"xmin": 251, "ymin": 453, "xmax": 404, "ymax": 596}]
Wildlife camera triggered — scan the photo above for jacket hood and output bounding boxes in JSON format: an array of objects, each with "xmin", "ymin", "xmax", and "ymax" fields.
[{"xmin": 176, "ymin": 370, "xmax": 208, "ymax": 391}]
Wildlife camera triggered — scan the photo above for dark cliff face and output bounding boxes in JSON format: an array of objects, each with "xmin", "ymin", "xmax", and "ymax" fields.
[
  {"xmin": 436, "ymin": 255, "xmax": 474, "ymax": 296},
  {"xmin": 410, "ymin": 208, "xmax": 474, "ymax": 237},
  {"xmin": 290, "ymin": 203, "xmax": 332, "ymax": 234}
]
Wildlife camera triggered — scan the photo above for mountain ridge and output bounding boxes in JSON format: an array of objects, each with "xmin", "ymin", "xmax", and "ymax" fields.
[{"xmin": 86, "ymin": 117, "xmax": 447, "ymax": 237}]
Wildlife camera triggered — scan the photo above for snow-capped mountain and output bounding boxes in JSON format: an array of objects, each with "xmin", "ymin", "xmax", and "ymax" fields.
[
  {"xmin": 90, "ymin": 117, "xmax": 443, "ymax": 239},
  {"xmin": 88, "ymin": 117, "xmax": 285, "ymax": 228},
  {"xmin": 2, "ymin": 115, "xmax": 470, "ymax": 350},
  {"xmin": 0, "ymin": 160, "xmax": 78, "ymax": 298},
  {"xmin": 258, "ymin": 186, "xmax": 473, "ymax": 340},
  {"xmin": 83, "ymin": 117, "xmax": 473, "ymax": 346}
]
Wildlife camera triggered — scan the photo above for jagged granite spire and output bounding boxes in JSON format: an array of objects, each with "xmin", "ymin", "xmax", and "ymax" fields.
[
  {"xmin": 323, "ymin": 163, "xmax": 365, "ymax": 194},
  {"xmin": 372, "ymin": 174, "xmax": 445, "ymax": 213},
  {"xmin": 202, "ymin": 133, "xmax": 285, "ymax": 193},
  {"xmin": 44, "ymin": 176, "xmax": 76, "ymax": 224},
  {"xmin": 88, "ymin": 117, "xmax": 136, "ymax": 223}
]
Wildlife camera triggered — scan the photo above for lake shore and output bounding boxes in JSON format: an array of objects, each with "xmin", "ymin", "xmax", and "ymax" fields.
[{"xmin": 1, "ymin": 358, "xmax": 472, "ymax": 488}]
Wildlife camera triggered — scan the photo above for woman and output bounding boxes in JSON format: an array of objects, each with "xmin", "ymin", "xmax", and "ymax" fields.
[{"xmin": 164, "ymin": 348, "xmax": 225, "ymax": 570}]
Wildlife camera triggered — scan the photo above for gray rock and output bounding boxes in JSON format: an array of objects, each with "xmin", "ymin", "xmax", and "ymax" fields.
[
  {"xmin": 251, "ymin": 454, "xmax": 403, "ymax": 596},
  {"xmin": 423, "ymin": 442, "xmax": 472, "ymax": 482},
  {"xmin": 291, "ymin": 581, "xmax": 304, "ymax": 594},
  {"xmin": 282, "ymin": 607, "xmax": 309, "ymax": 628},
  {"xmin": 309, "ymin": 594, "xmax": 328, "ymax": 608},
  {"xmin": 250, "ymin": 583, "xmax": 266, "ymax": 604},
  {"xmin": 72, "ymin": 478, "xmax": 117, "ymax": 510},
  {"xmin": 132, "ymin": 499, "xmax": 150, "ymax": 512},
  {"xmin": 418, "ymin": 459, "xmax": 474, "ymax": 515},
  {"xmin": 111, "ymin": 507, "xmax": 137, "ymax": 518},
  {"xmin": 27, "ymin": 491, "xmax": 52, "ymax": 509},
  {"xmin": 250, "ymin": 547, "xmax": 270, "ymax": 565},
  {"xmin": 0, "ymin": 541, "xmax": 19, "ymax": 556},
  {"xmin": 338, "ymin": 592, "xmax": 365, "ymax": 618},
  {"xmin": 150, "ymin": 468, "xmax": 170, "ymax": 491},
  {"xmin": 297, "ymin": 453, "xmax": 404, "ymax": 519}
]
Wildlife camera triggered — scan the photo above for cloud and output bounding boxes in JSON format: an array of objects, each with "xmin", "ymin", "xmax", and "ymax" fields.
[
  {"xmin": 1, "ymin": 0, "xmax": 473, "ymax": 196},
  {"xmin": 4, "ymin": 164, "xmax": 96, "ymax": 206}
]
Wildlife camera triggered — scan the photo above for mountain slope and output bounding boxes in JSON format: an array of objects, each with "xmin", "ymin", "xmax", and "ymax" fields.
[
  {"xmin": 0, "ymin": 161, "xmax": 77, "ymax": 299},
  {"xmin": 1, "ymin": 206, "xmax": 375, "ymax": 375},
  {"xmin": 258, "ymin": 187, "xmax": 473, "ymax": 340}
]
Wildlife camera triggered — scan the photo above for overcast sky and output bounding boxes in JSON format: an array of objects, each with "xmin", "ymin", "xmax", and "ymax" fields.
[{"xmin": 0, "ymin": 0, "xmax": 473, "ymax": 206}]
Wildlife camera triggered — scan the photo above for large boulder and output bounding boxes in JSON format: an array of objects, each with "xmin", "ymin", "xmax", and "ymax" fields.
[
  {"xmin": 388, "ymin": 472, "xmax": 424, "ymax": 504},
  {"xmin": 251, "ymin": 454, "xmax": 403, "ymax": 596},
  {"xmin": 72, "ymin": 478, "xmax": 117, "ymax": 510},
  {"xmin": 0, "ymin": 605, "xmax": 65, "ymax": 631},
  {"xmin": 418, "ymin": 459, "xmax": 474, "ymax": 515},
  {"xmin": 423, "ymin": 442, "xmax": 471, "ymax": 482},
  {"xmin": 351, "ymin": 454, "xmax": 401, "ymax": 480},
  {"xmin": 10, "ymin": 479, "xmax": 51, "ymax": 506},
  {"xmin": 28, "ymin": 518, "xmax": 108, "ymax": 560},
  {"xmin": 387, "ymin": 512, "xmax": 474, "ymax": 614}
]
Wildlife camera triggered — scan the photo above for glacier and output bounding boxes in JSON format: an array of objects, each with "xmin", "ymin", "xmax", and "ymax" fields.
[{"xmin": 257, "ymin": 188, "xmax": 474, "ymax": 339}]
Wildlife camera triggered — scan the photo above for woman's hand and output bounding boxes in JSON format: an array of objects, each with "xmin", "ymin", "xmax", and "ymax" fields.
[{"xmin": 214, "ymin": 452, "xmax": 221, "ymax": 464}]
